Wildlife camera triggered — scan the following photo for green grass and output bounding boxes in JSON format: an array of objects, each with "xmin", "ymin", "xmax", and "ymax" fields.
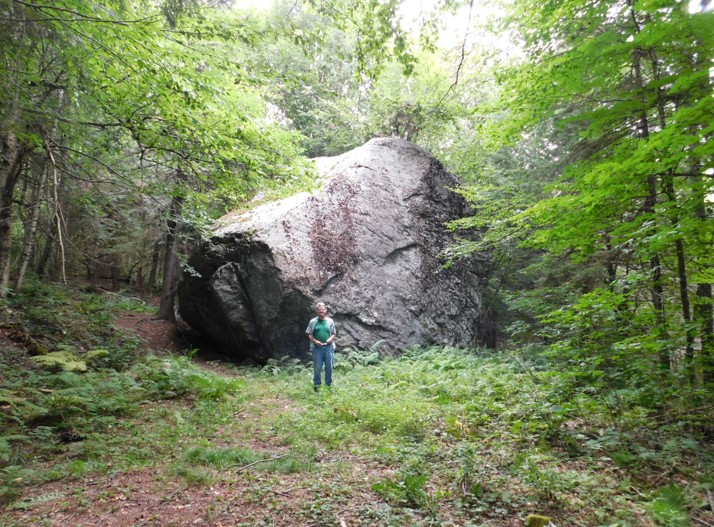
[
  {"xmin": 3, "ymin": 346, "xmax": 713, "ymax": 525},
  {"xmin": 1, "ymin": 283, "xmax": 713, "ymax": 526},
  {"xmin": 246, "ymin": 347, "xmax": 713, "ymax": 526}
]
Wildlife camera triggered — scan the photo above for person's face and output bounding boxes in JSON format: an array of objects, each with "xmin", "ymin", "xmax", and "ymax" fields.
[{"xmin": 316, "ymin": 304, "xmax": 327, "ymax": 319}]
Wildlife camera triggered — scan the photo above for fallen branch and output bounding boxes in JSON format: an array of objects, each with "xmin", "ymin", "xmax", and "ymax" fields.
[
  {"xmin": 229, "ymin": 454, "xmax": 288, "ymax": 472},
  {"xmin": 273, "ymin": 486, "xmax": 294, "ymax": 496},
  {"xmin": 629, "ymin": 485, "xmax": 646, "ymax": 498}
]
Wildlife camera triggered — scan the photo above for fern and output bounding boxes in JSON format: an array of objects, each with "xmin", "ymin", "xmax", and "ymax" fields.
[
  {"xmin": 8, "ymin": 491, "xmax": 65, "ymax": 511},
  {"xmin": 31, "ymin": 351, "xmax": 87, "ymax": 373},
  {"xmin": 649, "ymin": 484, "xmax": 691, "ymax": 527}
]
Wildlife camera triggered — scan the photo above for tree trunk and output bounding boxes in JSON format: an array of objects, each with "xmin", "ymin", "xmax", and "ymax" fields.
[
  {"xmin": 36, "ymin": 217, "xmax": 56, "ymax": 279},
  {"xmin": 47, "ymin": 148, "xmax": 67, "ymax": 284},
  {"xmin": 135, "ymin": 261, "xmax": 145, "ymax": 294},
  {"xmin": 632, "ymin": 44, "xmax": 668, "ymax": 371},
  {"xmin": 110, "ymin": 255, "xmax": 121, "ymax": 291},
  {"xmin": 694, "ymin": 283, "xmax": 714, "ymax": 386},
  {"xmin": 86, "ymin": 262, "xmax": 98, "ymax": 285},
  {"xmin": 664, "ymin": 173, "xmax": 694, "ymax": 375},
  {"xmin": 146, "ymin": 238, "xmax": 162, "ymax": 295},
  {"xmin": 0, "ymin": 133, "xmax": 27, "ymax": 296},
  {"xmin": 604, "ymin": 234, "xmax": 618, "ymax": 286},
  {"xmin": 14, "ymin": 158, "xmax": 49, "ymax": 292},
  {"xmin": 648, "ymin": 44, "xmax": 695, "ymax": 376},
  {"xmin": 694, "ymin": 194, "xmax": 714, "ymax": 386},
  {"xmin": 127, "ymin": 259, "xmax": 142, "ymax": 293},
  {"xmin": 157, "ymin": 195, "xmax": 183, "ymax": 322},
  {"xmin": 674, "ymin": 236, "xmax": 694, "ymax": 369}
]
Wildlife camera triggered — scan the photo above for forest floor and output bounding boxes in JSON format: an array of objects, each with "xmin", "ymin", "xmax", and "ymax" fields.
[
  {"xmin": 3, "ymin": 354, "xmax": 398, "ymax": 527},
  {"xmin": 2, "ymin": 311, "xmax": 436, "ymax": 527},
  {"xmin": 1, "ymin": 286, "xmax": 713, "ymax": 527}
]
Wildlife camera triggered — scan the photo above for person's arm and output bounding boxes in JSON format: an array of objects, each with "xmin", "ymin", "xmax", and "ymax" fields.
[
  {"xmin": 305, "ymin": 320, "xmax": 316, "ymax": 344},
  {"xmin": 306, "ymin": 319, "xmax": 324, "ymax": 346},
  {"xmin": 326, "ymin": 320, "xmax": 336, "ymax": 344}
]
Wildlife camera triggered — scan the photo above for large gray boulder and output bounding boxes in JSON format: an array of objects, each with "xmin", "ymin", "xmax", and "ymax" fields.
[{"xmin": 178, "ymin": 138, "xmax": 488, "ymax": 363}]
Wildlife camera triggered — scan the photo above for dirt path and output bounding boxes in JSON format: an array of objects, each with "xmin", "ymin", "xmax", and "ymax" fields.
[
  {"xmin": 9, "ymin": 451, "xmax": 394, "ymax": 527},
  {"xmin": 112, "ymin": 311, "xmax": 193, "ymax": 355}
]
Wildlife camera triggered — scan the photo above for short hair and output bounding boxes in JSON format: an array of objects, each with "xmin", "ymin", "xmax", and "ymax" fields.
[{"xmin": 315, "ymin": 302, "xmax": 326, "ymax": 310}]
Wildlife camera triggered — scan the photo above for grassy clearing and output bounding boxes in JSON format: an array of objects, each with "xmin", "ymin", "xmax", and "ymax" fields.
[
  {"xmin": 1, "ymin": 283, "xmax": 712, "ymax": 526},
  {"xmin": 259, "ymin": 349, "xmax": 713, "ymax": 526}
]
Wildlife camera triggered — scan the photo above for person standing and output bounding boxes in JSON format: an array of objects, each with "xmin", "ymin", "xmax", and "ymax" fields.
[{"xmin": 305, "ymin": 302, "xmax": 336, "ymax": 391}]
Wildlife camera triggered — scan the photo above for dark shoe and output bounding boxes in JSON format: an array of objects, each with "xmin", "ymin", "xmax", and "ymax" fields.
[{"xmin": 313, "ymin": 385, "xmax": 319, "ymax": 392}]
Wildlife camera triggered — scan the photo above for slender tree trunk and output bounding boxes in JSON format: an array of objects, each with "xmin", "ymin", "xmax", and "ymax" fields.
[
  {"xmin": 694, "ymin": 195, "xmax": 714, "ymax": 385},
  {"xmin": 47, "ymin": 148, "xmax": 67, "ymax": 284},
  {"xmin": 135, "ymin": 260, "xmax": 145, "ymax": 294},
  {"xmin": 650, "ymin": 51, "xmax": 695, "ymax": 375},
  {"xmin": 632, "ymin": 46, "xmax": 668, "ymax": 370},
  {"xmin": 677, "ymin": 50, "xmax": 713, "ymax": 386},
  {"xmin": 674, "ymin": 238, "xmax": 693, "ymax": 365},
  {"xmin": 604, "ymin": 234, "xmax": 618, "ymax": 286},
  {"xmin": 157, "ymin": 195, "xmax": 183, "ymax": 322},
  {"xmin": 86, "ymin": 262, "xmax": 97, "ymax": 285},
  {"xmin": 644, "ymin": 193, "xmax": 667, "ymax": 371},
  {"xmin": 126, "ymin": 259, "xmax": 140, "ymax": 291},
  {"xmin": 109, "ymin": 255, "xmax": 121, "ymax": 291},
  {"xmin": 0, "ymin": 133, "xmax": 27, "ymax": 296},
  {"xmin": 663, "ymin": 176, "xmax": 694, "ymax": 373},
  {"xmin": 36, "ymin": 217, "xmax": 56, "ymax": 279},
  {"xmin": 14, "ymin": 157, "xmax": 49, "ymax": 292},
  {"xmin": 695, "ymin": 283, "xmax": 714, "ymax": 386},
  {"xmin": 146, "ymin": 238, "xmax": 161, "ymax": 295}
]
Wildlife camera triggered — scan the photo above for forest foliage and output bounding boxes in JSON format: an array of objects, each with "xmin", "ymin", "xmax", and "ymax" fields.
[
  {"xmin": 1, "ymin": 0, "xmax": 712, "ymax": 380},
  {"xmin": 0, "ymin": 0, "xmax": 713, "ymax": 523}
]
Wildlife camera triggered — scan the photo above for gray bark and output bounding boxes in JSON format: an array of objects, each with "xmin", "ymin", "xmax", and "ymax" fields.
[
  {"xmin": 14, "ymin": 158, "xmax": 49, "ymax": 292},
  {"xmin": 157, "ymin": 195, "xmax": 183, "ymax": 322}
]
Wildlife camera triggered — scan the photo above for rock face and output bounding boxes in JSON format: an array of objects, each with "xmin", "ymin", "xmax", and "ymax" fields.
[{"xmin": 178, "ymin": 138, "xmax": 487, "ymax": 363}]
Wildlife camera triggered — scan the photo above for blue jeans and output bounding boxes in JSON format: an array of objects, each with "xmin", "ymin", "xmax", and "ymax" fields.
[{"xmin": 312, "ymin": 344, "xmax": 334, "ymax": 387}]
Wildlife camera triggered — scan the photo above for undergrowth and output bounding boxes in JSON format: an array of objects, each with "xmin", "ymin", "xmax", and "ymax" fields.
[
  {"xmin": 0, "ymin": 281, "xmax": 244, "ymax": 506},
  {"xmin": 1, "ymin": 282, "xmax": 712, "ymax": 526},
  {"xmin": 253, "ymin": 347, "xmax": 714, "ymax": 526}
]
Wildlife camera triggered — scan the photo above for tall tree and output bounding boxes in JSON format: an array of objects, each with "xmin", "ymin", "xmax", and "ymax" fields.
[
  {"xmin": 458, "ymin": 0, "xmax": 713, "ymax": 382},
  {"xmin": 0, "ymin": 0, "xmax": 310, "ymax": 306}
]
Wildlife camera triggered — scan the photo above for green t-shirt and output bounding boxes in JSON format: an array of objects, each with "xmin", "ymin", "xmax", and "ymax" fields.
[{"xmin": 312, "ymin": 319, "xmax": 331, "ymax": 343}]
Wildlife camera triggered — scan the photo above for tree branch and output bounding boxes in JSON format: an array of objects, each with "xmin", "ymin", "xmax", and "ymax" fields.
[
  {"xmin": 436, "ymin": 0, "xmax": 475, "ymax": 108},
  {"xmin": 24, "ymin": 108, "xmax": 125, "ymax": 128},
  {"xmin": 13, "ymin": 0, "xmax": 161, "ymax": 25},
  {"xmin": 51, "ymin": 143, "xmax": 128, "ymax": 180},
  {"xmin": 228, "ymin": 454, "xmax": 288, "ymax": 472}
]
